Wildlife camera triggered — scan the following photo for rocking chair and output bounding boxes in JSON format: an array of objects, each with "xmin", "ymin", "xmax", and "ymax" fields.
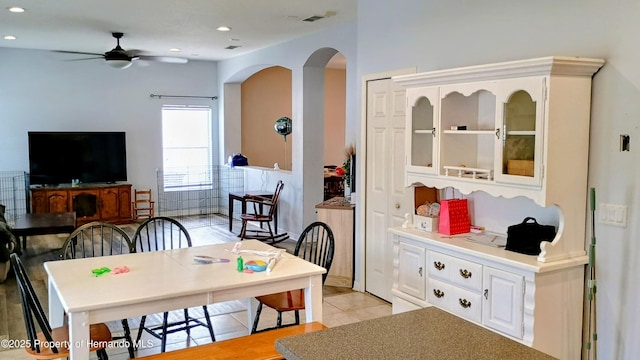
[{"xmin": 239, "ymin": 180, "xmax": 288, "ymax": 243}]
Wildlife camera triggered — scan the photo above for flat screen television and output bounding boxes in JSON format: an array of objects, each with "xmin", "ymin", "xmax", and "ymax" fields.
[{"xmin": 28, "ymin": 131, "xmax": 127, "ymax": 186}]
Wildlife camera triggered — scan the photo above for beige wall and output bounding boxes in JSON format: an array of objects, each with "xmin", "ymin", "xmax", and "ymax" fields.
[
  {"xmin": 241, "ymin": 66, "xmax": 346, "ymax": 171},
  {"xmin": 241, "ymin": 66, "xmax": 293, "ymax": 170},
  {"xmin": 324, "ymin": 68, "xmax": 347, "ymax": 167}
]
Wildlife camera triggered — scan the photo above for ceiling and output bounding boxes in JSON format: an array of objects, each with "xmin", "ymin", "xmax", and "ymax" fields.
[{"xmin": 0, "ymin": 0, "xmax": 356, "ymax": 63}]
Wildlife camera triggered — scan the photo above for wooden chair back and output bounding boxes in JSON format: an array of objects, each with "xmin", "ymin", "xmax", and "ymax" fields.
[
  {"xmin": 11, "ymin": 253, "xmax": 56, "ymax": 354},
  {"xmin": 61, "ymin": 221, "xmax": 135, "ymax": 260},
  {"xmin": 11, "ymin": 253, "xmax": 112, "ymax": 359},
  {"xmin": 132, "ymin": 188, "xmax": 155, "ymax": 220},
  {"xmin": 294, "ymin": 221, "xmax": 335, "ymax": 284},
  {"xmin": 265, "ymin": 180, "xmax": 284, "ymax": 218},
  {"xmin": 133, "ymin": 216, "xmax": 192, "ymax": 252}
]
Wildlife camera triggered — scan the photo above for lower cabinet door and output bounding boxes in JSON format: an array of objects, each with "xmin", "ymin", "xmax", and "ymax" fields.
[
  {"xmin": 396, "ymin": 241, "xmax": 426, "ymax": 300},
  {"xmin": 482, "ymin": 266, "xmax": 524, "ymax": 339}
]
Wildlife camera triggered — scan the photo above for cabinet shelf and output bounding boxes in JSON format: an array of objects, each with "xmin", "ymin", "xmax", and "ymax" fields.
[
  {"xmin": 414, "ymin": 129, "xmax": 435, "ymax": 134},
  {"xmin": 506, "ymin": 130, "xmax": 535, "ymax": 136},
  {"xmin": 443, "ymin": 129, "xmax": 495, "ymax": 135},
  {"xmin": 443, "ymin": 166, "xmax": 493, "ymax": 180}
]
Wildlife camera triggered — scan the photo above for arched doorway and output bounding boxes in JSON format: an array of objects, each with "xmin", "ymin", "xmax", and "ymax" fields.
[{"xmin": 301, "ymin": 48, "xmax": 347, "ymax": 227}]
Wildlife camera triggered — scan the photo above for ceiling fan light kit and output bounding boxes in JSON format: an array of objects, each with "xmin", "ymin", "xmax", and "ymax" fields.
[{"xmin": 107, "ymin": 59, "xmax": 132, "ymax": 69}]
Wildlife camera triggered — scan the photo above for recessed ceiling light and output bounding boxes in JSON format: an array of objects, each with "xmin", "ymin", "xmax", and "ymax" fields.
[
  {"xmin": 217, "ymin": 26, "xmax": 231, "ymax": 32},
  {"xmin": 169, "ymin": 48, "xmax": 181, "ymax": 52},
  {"xmin": 8, "ymin": 6, "xmax": 25, "ymax": 13},
  {"xmin": 3, "ymin": 35, "xmax": 16, "ymax": 40}
]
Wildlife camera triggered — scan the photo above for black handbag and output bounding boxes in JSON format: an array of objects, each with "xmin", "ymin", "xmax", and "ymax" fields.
[{"xmin": 505, "ymin": 217, "xmax": 556, "ymax": 255}]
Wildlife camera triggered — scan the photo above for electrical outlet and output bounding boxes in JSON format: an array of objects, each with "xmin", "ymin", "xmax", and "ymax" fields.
[{"xmin": 599, "ymin": 203, "xmax": 628, "ymax": 227}]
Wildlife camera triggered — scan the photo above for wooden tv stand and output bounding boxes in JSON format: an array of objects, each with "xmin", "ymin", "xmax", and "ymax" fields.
[{"xmin": 31, "ymin": 183, "xmax": 132, "ymax": 225}]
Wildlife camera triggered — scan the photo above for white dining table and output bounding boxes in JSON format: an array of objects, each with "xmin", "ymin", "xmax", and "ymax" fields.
[{"xmin": 44, "ymin": 240, "xmax": 326, "ymax": 360}]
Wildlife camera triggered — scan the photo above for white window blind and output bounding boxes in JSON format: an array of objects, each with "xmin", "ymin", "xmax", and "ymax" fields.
[{"xmin": 161, "ymin": 106, "xmax": 212, "ymax": 191}]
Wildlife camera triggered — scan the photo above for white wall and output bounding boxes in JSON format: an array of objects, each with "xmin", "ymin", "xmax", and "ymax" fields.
[
  {"xmin": 217, "ymin": 23, "xmax": 358, "ymax": 236},
  {"xmin": 357, "ymin": 0, "xmax": 639, "ymax": 358},
  {"xmin": 0, "ymin": 48, "xmax": 218, "ymax": 192}
]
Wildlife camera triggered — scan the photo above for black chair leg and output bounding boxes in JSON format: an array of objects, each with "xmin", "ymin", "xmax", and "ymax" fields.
[
  {"xmin": 239, "ymin": 220, "xmax": 248, "ymax": 239},
  {"xmin": 266, "ymin": 222, "xmax": 275, "ymax": 241},
  {"xmin": 135, "ymin": 315, "xmax": 147, "ymax": 344},
  {"xmin": 122, "ymin": 319, "xmax": 135, "ymax": 358},
  {"xmin": 251, "ymin": 302, "xmax": 263, "ymax": 334},
  {"xmin": 202, "ymin": 306, "xmax": 216, "ymax": 342},
  {"xmin": 184, "ymin": 309, "xmax": 191, "ymax": 337},
  {"xmin": 294, "ymin": 310, "xmax": 300, "ymax": 325},
  {"xmin": 161, "ymin": 312, "xmax": 170, "ymax": 353},
  {"xmin": 97, "ymin": 348, "xmax": 109, "ymax": 360},
  {"xmin": 276, "ymin": 311, "xmax": 283, "ymax": 328}
]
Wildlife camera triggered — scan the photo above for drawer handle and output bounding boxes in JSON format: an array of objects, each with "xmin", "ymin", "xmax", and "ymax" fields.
[
  {"xmin": 459, "ymin": 269, "xmax": 472, "ymax": 279},
  {"xmin": 433, "ymin": 289, "xmax": 445, "ymax": 298},
  {"xmin": 459, "ymin": 298, "xmax": 472, "ymax": 308},
  {"xmin": 433, "ymin": 261, "xmax": 445, "ymax": 271}
]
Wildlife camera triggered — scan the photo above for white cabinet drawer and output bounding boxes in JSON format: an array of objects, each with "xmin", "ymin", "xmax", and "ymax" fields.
[
  {"xmin": 428, "ymin": 251, "xmax": 482, "ymax": 292},
  {"xmin": 428, "ymin": 278, "xmax": 482, "ymax": 323},
  {"xmin": 427, "ymin": 278, "xmax": 453, "ymax": 309},
  {"xmin": 428, "ymin": 251, "xmax": 452, "ymax": 280},
  {"xmin": 449, "ymin": 257, "xmax": 482, "ymax": 292},
  {"xmin": 448, "ymin": 285, "xmax": 483, "ymax": 323}
]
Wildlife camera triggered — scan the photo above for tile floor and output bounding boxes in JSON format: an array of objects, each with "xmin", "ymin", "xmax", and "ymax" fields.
[{"xmin": 0, "ymin": 217, "xmax": 392, "ymax": 359}]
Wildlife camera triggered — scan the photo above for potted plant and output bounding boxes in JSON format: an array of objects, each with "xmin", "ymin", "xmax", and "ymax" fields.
[{"xmin": 341, "ymin": 144, "xmax": 356, "ymax": 197}]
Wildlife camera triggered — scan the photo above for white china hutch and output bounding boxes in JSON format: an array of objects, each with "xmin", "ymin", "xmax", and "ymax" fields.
[{"xmin": 389, "ymin": 56, "xmax": 604, "ymax": 359}]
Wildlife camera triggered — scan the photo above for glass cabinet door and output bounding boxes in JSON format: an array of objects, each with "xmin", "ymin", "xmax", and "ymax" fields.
[
  {"xmin": 494, "ymin": 77, "xmax": 545, "ymax": 186},
  {"xmin": 406, "ymin": 87, "xmax": 439, "ymax": 176}
]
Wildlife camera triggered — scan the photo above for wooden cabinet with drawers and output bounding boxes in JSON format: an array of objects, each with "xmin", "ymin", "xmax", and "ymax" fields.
[{"xmin": 31, "ymin": 183, "xmax": 132, "ymax": 225}]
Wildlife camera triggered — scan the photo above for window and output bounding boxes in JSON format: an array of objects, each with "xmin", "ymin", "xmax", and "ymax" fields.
[{"xmin": 162, "ymin": 106, "xmax": 212, "ymax": 191}]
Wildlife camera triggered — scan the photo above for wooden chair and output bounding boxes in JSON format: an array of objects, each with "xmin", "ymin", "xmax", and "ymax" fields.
[
  {"xmin": 132, "ymin": 189, "xmax": 155, "ymax": 220},
  {"xmin": 239, "ymin": 180, "xmax": 288, "ymax": 243},
  {"xmin": 60, "ymin": 221, "xmax": 137, "ymax": 358},
  {"xmin": 251, "ymin": 221, "xmax": 335, "ymax": 333},
  {"xmin": 10, "ymin": 253, "xmax": 112, "ymax": 359},
  {"xmin": 132, "ymin": 217, "xmax": 216, "ymax": 353}
]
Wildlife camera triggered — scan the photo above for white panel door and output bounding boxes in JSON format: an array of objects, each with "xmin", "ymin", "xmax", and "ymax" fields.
[{"xmin": 365, "ymin": 78, "xmax": 411, "ymax": 301}]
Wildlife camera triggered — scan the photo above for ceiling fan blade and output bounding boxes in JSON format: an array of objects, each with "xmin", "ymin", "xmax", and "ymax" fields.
[
  {"xmin": 53, "ymin": 50, "xmax": 105, "ymax": 57},
  {"xmin": 136, "ymin": 55, "xmax": 188, "ymax": 64},
  {"xmin": 65, "ymin": 57, "xmax": 105, "ymax": 61}
]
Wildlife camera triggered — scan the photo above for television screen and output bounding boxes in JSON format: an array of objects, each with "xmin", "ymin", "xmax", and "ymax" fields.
[{"xmin": 28, "ymin": 131, "xmax": 127, "ymax": 186}]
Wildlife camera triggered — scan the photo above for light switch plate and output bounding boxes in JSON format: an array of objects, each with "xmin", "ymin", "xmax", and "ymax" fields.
[{"xmin": 599, "ymin": 203, "xmax": 628, "ymax": 227}]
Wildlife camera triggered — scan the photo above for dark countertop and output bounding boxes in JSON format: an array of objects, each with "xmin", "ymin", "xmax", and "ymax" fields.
[{"xmin": 276, "ymin": 307, "xmax": 556, "ymax": 360}]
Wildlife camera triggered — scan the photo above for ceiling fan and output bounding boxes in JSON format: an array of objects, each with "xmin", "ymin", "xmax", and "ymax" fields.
[{"xmin": 54, "ymin": 32, "xmax": 188, "ymax": 69}]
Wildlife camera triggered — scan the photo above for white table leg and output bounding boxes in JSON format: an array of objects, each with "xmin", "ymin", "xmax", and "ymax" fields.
[
  {"xmin": 304, "ymin": 274, "xmax": 323, "ymax": 323},
  {"xmin": 245, "ymin": 298, "xmax": 257, "ymax": 333},
  {"xmin": 68, "ymin": 311, "xmax": 90, "ymax": 360},
  {"xmin": 48, "ymin": 277, "xmax": 64, "ymax": 327}
]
